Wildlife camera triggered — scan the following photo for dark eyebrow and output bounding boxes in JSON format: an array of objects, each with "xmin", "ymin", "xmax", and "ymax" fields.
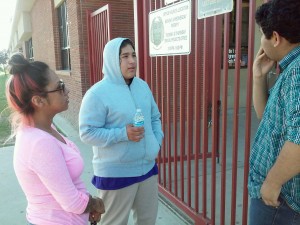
[
  {"xmin": 121, "ymin": 52, "xmax": 130, "ymax": 56},
  {"xmin": 121, "ymin": 52, "xmax": 136, "ymax": 57}
]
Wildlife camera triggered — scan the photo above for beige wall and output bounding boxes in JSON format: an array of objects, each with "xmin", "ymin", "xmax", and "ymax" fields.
[{"xmin": 222, "ymin": 68, "xmax": 249, "ymax": 109}]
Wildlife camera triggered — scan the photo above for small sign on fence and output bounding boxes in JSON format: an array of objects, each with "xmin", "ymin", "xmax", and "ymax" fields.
[{"xmin": 198, "ymin": 0, "xmax": 233, "ymax": 19}]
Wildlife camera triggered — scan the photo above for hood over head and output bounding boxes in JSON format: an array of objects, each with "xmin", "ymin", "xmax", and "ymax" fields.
[{"xmin": 102, "ymin": 37, "xmax": 129, "ymax": 84}]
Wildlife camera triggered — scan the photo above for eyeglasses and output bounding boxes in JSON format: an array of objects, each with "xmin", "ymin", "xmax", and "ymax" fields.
[{"xmin": 44, "ymin": 79, "xmax": 65, "ymax": 94}]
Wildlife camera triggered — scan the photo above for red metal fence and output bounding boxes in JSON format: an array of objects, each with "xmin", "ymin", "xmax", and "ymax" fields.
[
  {"xmin": 134, "ymin": 0, "xmax": 256, "ymax": 224},
  {"xmin": 87, "ymin": 4, "xmax": 111, "ymax": 85},
  {"xmin": 87, "ymin": 0, "xmax": 257, "ymax": 223}
]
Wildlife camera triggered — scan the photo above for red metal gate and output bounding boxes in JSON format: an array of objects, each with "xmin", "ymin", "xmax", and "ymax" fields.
[
  {"xmin": 134, "ymin": 0, "xmax": 256, "ymax": 224},
  {"xmin": 87, "ymin": 4, "xmax": 111, "ymax": 85}
]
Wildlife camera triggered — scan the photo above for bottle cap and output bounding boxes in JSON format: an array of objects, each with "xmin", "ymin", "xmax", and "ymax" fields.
[{"xmin": 136, "ymin": 108, "xmax": 141, "ymax": 112}]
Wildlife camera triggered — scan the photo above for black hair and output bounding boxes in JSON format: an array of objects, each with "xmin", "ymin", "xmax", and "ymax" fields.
[
  {"xmin": 6, "ymin": 53, "xmax": 50, "ymax": 116},
  {"xmin": 119, "ymin": 39, "xmax": 135, "ymax": 56},
  {"xmin": 255, "ymin": 0, "xmax": 300, "ymax": 43}
]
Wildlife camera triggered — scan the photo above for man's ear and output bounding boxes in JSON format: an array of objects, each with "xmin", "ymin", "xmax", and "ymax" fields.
[
  {"xmin": 31, "ymin": 96, "xmax": 45, "ymax": 108},
  {"xmin": 272, "ymin": 31, "xmax": 281, "ymax": 47}
]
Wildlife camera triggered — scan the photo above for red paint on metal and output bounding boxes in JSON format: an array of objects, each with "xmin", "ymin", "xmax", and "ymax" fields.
[{"xmin": 87, "ymin": 4, "xmax": 111, "ymax": 85}]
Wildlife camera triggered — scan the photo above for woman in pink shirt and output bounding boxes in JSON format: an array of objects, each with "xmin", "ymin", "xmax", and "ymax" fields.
[{"xmin": 5, "ymin": 53, "xmax": 105, "ymax": 225}]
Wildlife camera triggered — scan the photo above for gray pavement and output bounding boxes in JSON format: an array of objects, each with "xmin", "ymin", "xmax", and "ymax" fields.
[{"xmin": 0, "ymin": 115, "xmax": 190, "ymax": 225}]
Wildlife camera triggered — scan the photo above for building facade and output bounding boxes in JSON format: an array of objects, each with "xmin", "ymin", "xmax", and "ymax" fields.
[{"xmin": 8, "ymin": 0, "xmax": 134, "ymax": 127}]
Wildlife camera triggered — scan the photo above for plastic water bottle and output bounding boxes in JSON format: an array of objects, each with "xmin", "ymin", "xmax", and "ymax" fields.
[{"xmin": 133, "ymin": 108, "xmax": 144, "ymax": 127}]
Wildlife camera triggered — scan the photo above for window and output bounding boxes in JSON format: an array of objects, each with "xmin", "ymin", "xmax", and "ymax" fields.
[
  {"xmin": 58, "ymin": 1, "xmax": 71, "ymax": 70},
  {"xmin": 26, "ymin": 38, "xmax": 34, "ymax": 62}
]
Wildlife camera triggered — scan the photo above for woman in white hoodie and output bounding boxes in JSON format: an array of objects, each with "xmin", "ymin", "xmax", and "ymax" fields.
[{"xmin": 79, "ymin": 37, "xmax": 164, "ymax": 225}]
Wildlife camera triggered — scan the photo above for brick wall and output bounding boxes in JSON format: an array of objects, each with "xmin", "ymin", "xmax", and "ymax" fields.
[
  {"xmin": 30, "ymin": 0, "xmax": 134, "ymax": 128},
  {"xmin": 31, "ymin": 0, "xmax": 57, "ymax": 69}
]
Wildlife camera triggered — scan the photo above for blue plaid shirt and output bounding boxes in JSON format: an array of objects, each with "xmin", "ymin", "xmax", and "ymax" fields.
[{"xmin": 248, "ymin": 46, "xmax": 300, "ymax": 213}]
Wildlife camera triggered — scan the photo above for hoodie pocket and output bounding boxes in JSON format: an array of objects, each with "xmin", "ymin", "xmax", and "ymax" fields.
[
  {"xmin": 120, "ymin": 139, "xmax": 146, "ymax": 163},
  {"xmin": 144, "ymin": 134, "xmax": 160, "ymax": 160}
]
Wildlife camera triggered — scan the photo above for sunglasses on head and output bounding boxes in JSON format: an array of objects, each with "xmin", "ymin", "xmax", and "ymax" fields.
[{"xmin": 44, "ymin": 79, "xmax": 65, "ymax": 94}]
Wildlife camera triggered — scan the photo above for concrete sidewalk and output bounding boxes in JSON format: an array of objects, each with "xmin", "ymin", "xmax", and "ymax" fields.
[{"xmin": 0, "ymin": 115, "xmax": 191, "ymax": 225}]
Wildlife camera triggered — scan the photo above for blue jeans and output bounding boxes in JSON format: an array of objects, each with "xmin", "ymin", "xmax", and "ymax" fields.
[{"xmin": 249, "ymin": 197, "xmax": 300, "ymax": 225}]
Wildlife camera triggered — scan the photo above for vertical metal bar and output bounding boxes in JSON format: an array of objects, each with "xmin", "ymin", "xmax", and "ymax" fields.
[
  {"xmin": 187, "ymin": 55, "xmax": 192, "ymax": 207},
  {"xmin": 103, "ymin": 10, "xmax": 107, "ymax": 77},
  {"xmin": 103, "ymin": 5, "xmax": 108, "ymax": 66},
  {"xmin": 211, "ymin": 14, "xmax": 222, "ymax": 224},
  {"xmin": 167, "ymin": 55, "xmax": 172, "ymax": 191},
  {"xmin": 106, "ymin": 4, "xmax": 111, "ymax": 41},
  {"xmin": 100, "ymin": 12, "xmax": 104, "ymax": 80},
  {"xmin": 143, "ymin": 0, "xmax": 150, "ymax": 84},
  {"xmin": 91, "ymin": 15, "xmax": 96, "ymax": 84},
  {"xmin": 242, "ymin": 1, "xmax": 256, "ymax": 225},
  {"xmin": 92, "ymin": 14, "xmax": 96, "ymax": 84},
  {"xmin": 94, "ymin": 14, "xmax": 98, "ymax": 83},
  {"xmin": 220, "ymin": 11, "xmax": 230, "ymax": 225},
  {"xmin": 202, "ymin": 18, "xmax": 209, "ymax": 218},
  {"xmin": 86, "ymin": 10, "xmax": 93, "ymax": 85},
  {"xmin": 96, "ymin": 14, "xmax": 100, "ymax": 81},
  {"xmin": 134, "ymin": 0, "xmax": 145, "ymax": 78},
  {"xmin": 188, "ymin": 0, "xmax": 196, "ymax": 208},
  {"xmin": 161, "ymin": 55, "xmax": 167, "ymax": 188},
  {"xmin": 151, "ymin": 0, "xmax": 158, "ymax": 98},
  {"xmin": 180, "ymin": 55, "xmax": 185, "ymax": 201},
  {"xmin": 230, "ymin": 0, "xmax": 242, "ymax": 224},
  {"xmin": 100, "ymin": 13, "xmax": 103, "ymax": 81},
  {"xmin": 97, "ymin": 14, "xmax": 101, "ymax": 81},
  {"xmin": 173, "ymin": 54, "xmax": 178, "ymax": 197},
  {"xmin": 155, "ymin": 0, "xmax": 159, "ymax": 97},
  {"xmin": 93, "ymin": 15, "xmax": 98, "ymax": 82},
  {"xmin": 194, "ymin": 0, "xmax": 202, "ymax": 213}
]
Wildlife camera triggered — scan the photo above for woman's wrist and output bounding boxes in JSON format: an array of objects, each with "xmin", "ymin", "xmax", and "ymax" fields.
[
  {"xmin": 84, "ymin": 195, "xmax": 97, "ymax": 213},
  {"xmin": 84, "ymin": 194, "xmax": 105, "ymax": 214}
]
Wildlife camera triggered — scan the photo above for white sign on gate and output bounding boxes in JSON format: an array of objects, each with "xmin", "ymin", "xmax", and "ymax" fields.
[
  {"xmin": 149, "ymin": 0, "xmax": 191, "ymax": 56},
  {"xmin": 198, "ymin": 0, "xmax": 233, "ymax": 19}
]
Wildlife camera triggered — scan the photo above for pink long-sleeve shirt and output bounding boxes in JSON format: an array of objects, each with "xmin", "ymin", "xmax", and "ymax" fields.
[{"xmin": 13, "ymin": 126, "xmax": 89, "ymax": 225}]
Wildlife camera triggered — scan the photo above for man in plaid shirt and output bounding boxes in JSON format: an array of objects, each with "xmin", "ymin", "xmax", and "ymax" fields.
[{"xmin": 249, "ymin": 0, "xmax": 300, "ymax": 224}]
